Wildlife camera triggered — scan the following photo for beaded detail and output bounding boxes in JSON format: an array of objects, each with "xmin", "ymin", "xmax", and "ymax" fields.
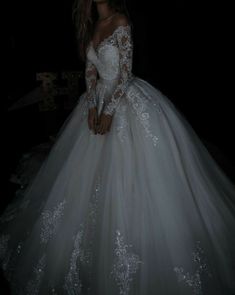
[
  {"xmin": 63, "ymin": 176, "xmax": 102, "ymax": 294},
  {"xmin": 63, "ymin": 225, "xmax": 84, "ymax": 294},
  {"xmin": 40, "ymin": 199, "xmax": 67, "ymax": 244},
  {"xmin": 102, "ymin": 25, "xmax": 134, "ymax": 116},
  {"xmin": 127, "ymin": 87, "xmax": 159, "ymax": 146},
  {"xmin": 174, "ymin": 241, "xmax": 212, "ymax": 295},
  {"xmin": 85, "ymin": 59, "xmax": 97, "ymax": 110},
  {"xmin": 86, "ymin": 25, "xmax": 133, "ymax": 116},
  {"xmin": 111, "ymin": 230, "xmax": 142, "ymax": 295},
  {"xmin": 116, "ymin": 104, "xmax": 129, "ymax": 142}
]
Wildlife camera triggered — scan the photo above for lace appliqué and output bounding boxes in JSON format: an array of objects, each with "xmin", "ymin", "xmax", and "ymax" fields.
[
  {"xmin": 26, "ymin": 254, "xmax": 46, "ymax": 295},
  {"xmin": 174, "ymin": 241, "xmax": 212, "ymax": 295},
  {"xmin": 103, "ymin": 25, "xmax": 134, "ymax": 116},
  {"xmin": 111, "ymin": 230, "xmax": 142, "ymax": 295},
  {"xmin": 115, "ymin": 104, "xmax": 129, "ymax": 142},
  {"xmin": 85, "ymin": 59, "xmax": 97, "ymax": 109},
  {"xmin": 127, "ymin": 87, "xmax": 159, "ymax": 146},
  {"xmin": 82, "ymin": 176, "xmax": 101, "ymax": 267},
  {"xmin": 63, "ymin": 176, "xmax": 101, "ymax": 294},
  {"xmin": 40, "ymin": 199, "xmax": 66, "ymax": 244},
  {"xmin": 63, "ymin": 225, "xmax": 84, "ymax": 294}
]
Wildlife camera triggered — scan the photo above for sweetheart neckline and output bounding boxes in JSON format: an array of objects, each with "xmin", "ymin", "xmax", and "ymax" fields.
[{"xmin": 90, "ymin": 24, "xmax": 130, "ymax": 53}]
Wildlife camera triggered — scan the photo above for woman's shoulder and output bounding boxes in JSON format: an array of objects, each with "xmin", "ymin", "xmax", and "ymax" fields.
[{"xmin": 113, "ymin": 13, "xmax": 130, "ymax": 27}]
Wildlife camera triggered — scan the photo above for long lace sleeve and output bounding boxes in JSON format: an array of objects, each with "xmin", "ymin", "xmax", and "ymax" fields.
[
  {"xmin": 85, "ymin": 59, "xmax": 97, "ymax": 109},
  {"xmin": 102, "ymin": 24, "xmax": 133, "ymax": 116}
]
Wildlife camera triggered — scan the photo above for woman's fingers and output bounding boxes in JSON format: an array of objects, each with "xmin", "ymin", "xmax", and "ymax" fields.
[
  {"xmin": 98, "ymin": 122, "xmax": 104, "ymax": 134},
  {"xmin": 89, "ymin": 117, "xmax": 94, "ymax": 130},
  {"xmin": 95, "ymin": 113, "xmax": 112, "ymax": 135},
  {"xmin": 94, "ymin": 116, "xmax": 99, "ymax": 134},
  {"xmin": 88, "ymin": 112, "xmax": 93, "ymax": 130},
  {"xmin": 98, "ymin": 121, "xmax": 105, "ymax": 134},
  {"xmin": 88, "ymin": 108, "xmax": 99, "ymax": 133},
  {"xmin": 88, "ymin": 118, "xmax": 92, "ymax": 130},
  {"xmin": 101, "ymin": 122, "xmax": 109, "ymax": 134},
  {"xmin": 92, "ymin": 116, "xmax": 96, "ymax": 132}
]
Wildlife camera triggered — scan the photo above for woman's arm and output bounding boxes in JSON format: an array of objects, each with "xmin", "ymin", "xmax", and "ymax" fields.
[
  {"xmin": 85, "ymin": 59, "xmax": 97, "ymax": 109},
  {"xmin": 102, "ymin": 18, "xmax": 133, "ymax": 116}
]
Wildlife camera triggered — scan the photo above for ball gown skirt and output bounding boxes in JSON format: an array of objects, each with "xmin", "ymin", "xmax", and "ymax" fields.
[{"xmin": 0, "ymin": 76, "xmax": 235, "ymax": 295}]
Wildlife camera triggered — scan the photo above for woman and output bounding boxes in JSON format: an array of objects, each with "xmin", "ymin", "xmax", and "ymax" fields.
[{"xmin": 1, "ymin": 0, "xmax": 235, "ymax": 294}]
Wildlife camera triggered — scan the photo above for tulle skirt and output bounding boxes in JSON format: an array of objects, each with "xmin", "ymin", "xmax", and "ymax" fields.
[{"xmin": 1, "ymin": 77, "xmax": 235, "ymax": 295}]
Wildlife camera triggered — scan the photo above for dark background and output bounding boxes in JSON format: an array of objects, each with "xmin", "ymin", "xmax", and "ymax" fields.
[
  {"xmin": 4, "ymin": 0, "xmax": 235, "ymax": 197},
  {"xmin": 1, "ymin": 0, "xmax": 235, "ymax": 292}
]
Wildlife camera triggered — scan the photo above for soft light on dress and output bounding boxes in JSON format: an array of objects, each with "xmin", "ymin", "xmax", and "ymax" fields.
[{"xmin": 0, "ymin": 24, "xmax": 235, "ymax": 295}]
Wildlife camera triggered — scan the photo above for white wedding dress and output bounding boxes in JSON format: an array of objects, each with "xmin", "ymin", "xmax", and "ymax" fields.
[{"xmin": 1, "ymin": 24, "xmax": 235, "ymax": 295}]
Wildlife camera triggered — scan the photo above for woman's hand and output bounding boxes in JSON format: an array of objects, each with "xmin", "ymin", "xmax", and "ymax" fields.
[
  {"xmin": 88, "ymin": 107, "xmax": 98, "ymax": 134},
  {"xmin": 96, "ymin": 112, "xmax": 113, "ymax": 135}
]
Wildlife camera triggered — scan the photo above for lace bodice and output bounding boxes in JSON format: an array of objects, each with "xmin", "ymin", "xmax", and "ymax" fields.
[{"xmin": 85, "ymin": 24, "xmax": 134, "ymax": 116}]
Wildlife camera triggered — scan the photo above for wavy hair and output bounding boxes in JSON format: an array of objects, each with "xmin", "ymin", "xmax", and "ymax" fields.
[{"xmin": 72, "ymin": 0, "xmax": 131, "ymax": 62}]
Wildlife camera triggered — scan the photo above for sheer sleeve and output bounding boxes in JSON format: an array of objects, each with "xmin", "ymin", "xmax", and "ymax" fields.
[
  {"xmin": 102, "ymin": 24, "xmax": 133, "ymax": 116},
  {"xmin": 85, "ymin": 59, "xmax": 97, "ymax": 109}
]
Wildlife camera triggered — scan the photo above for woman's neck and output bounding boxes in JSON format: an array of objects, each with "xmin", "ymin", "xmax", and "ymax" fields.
[{"xmin": 96, "ymin": 2, "xmax": 115, "ymax": 20}]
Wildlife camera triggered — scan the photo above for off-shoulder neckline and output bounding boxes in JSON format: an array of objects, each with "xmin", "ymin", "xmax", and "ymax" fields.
[{"xmin": 90, "ymin": 24, "xmax": 131, "ymax": 53}]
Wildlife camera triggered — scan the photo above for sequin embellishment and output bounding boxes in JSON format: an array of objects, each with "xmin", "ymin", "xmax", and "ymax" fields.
[
  {"xmin": 116, "ymin": 104, "xmax": 129, "ymax": 142},
  {"xmin": 40, "ymin": 199, "xmax": 66, "ymax": 244},
  {"xmin": 174, "ymin": 241, "xmax": 212, "ymax": 295},
  {"xmin": 63, "ymin": 226, "xmax": 84, "ymax": 293},
  {"xmin": 82, "ymin": 176, "xmax": 101, "ymax": 267},
  {"xmin": 101, "ymin": 25, "xmax": 134, "ymax": 116},
  {"xmin": 127, "ymin": 87, "xmax": 159, "ymax": 146},
  {"xmin": 63, "ymin": 176, "xmax": 101, "ymax": 294},
  {"xmin": 111, "ymin": 230, "xmax": 142, "ymax": 295}
]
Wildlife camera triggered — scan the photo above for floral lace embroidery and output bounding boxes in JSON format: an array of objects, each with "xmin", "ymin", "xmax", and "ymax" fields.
[
  {"xmin": 102, "ymin": 25, "xmax": 134, "ymax": 116},
  {"xmin": 127, "ymin": 87, "xmax": 159, "ymax": 146},
  {"xmin": 40, "ymin": 199, "xmax": 66, "ymax": 244},
  {"xmin": 85, "ymin": 59, "xmax": 97, "ymax": 110},
  {"xmin": 174, "ymin": 241, "xmax": 212, "ymax": 295},
  {"xmin": 82, "ymin": 176, "xmax": 101, "ymax": 266},
  {"xmin": 63, "ymin": 225, "xmax": 84, "ymax": 294},
  {"xmin": 63, "ymin": 176, "xmax": 101, "ymax": 294},
  {"xmin": 111, "ymin": 230, "xmax": 142, "ymax": 295},
  {"xmin": 26, "ymin": 254, "xmax": 46, "ymax": 295},
  {"xmin": 93, "ymin": 27, "xmax": 120, "ymax": 53},
  {"xmin": 116, "ymin": 104, "xmax": 129, "ymax": 142}
]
